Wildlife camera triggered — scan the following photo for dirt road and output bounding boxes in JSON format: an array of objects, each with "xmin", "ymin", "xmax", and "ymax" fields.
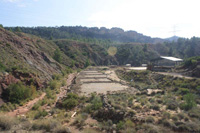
[{"xmin": 156, "ymin": 72, "xmax": 196, "ymax": 79}]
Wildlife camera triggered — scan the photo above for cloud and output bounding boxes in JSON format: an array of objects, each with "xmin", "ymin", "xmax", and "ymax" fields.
[{"xmin": 87, "ymin": 0, "xmax": 200, "ymax": 38}]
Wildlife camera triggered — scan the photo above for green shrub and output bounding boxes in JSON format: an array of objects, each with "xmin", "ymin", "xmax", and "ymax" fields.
[
  {"xmin": 162, "ymin": 120, "xmax": 175, "ymax": 128},
  {"xmin": 53, "ymin": 49, "xmax": 62, "ymax": 63},
  {"xmin": 145, "ymin": 116, "xmax": 155, "ymax": 123},
  {"xmin": 62, "ymin": 93, "xmax": 79, "ymax": 110},
  {"xmin": 0, "ymin": 62, "xmax": 6, "ymax": 72},
  {"xmin": 166, "ymin": 99, "xmax": 178, "ymax": 110},
  {"xmin": 116, "ymin": 121, "xmax": 125, "ymax": 130},
  {"xmin": 171, "ymin": 115, "xmax": 179, "ymax": 121},
  {"xmin": 0, "ymin": 102, "xmax": 16, "ymax": 112},
  {"xmin": 46, "ymin": 89, "xmax": 55, "ymax": 99},
  {"xmin": 150, "ymin": 104, "xmax": 160, "ymax": 111},
  {"xmin": 188, "ymin": 107, "xmax": 200, "ymax": 119},
  {"xmin": 0, "ymin": 114, "xmax": 18, "ymax": 130},
  {"xmin": 182, "ymin": 93, "xmax": 196, "ymax": 111},
  {"xmin": 63, "ymin": 98, "xmax": 78, "ymax": 110},
  {"xmin": 84, "ymin": 94, "xmax": 102, "ymax": 113},
  {"xmin": 34, "ymin": 109, "xmax": 48, "ymax": 119},
  {"xmin": 61, "ymin": 80, "xmax": 66, "ymax": 86},
  {"xmin": 52, "ymin": 74, "xmax": 61, "ymax": 80},
  {"xmin": 73, "ymin": 113, "xmax": 88, "ymax": 128},
  {"xmin": 178, "ymin": 88, "xmax": 189, "ymax": 95},
  {"xmin": 4, "ymin": 82, "xmax": 33, "ymax": 104},
  {"xmin": 124, "ymin": 119, "xmax": 135, "ymax": 128},
  {"xmin": 162, "ymin": 112, "xmax": 171, "ymax": 119},
  {"xmin": 49, "ymin": 80, "xmax": 58, "ymax": 90}
]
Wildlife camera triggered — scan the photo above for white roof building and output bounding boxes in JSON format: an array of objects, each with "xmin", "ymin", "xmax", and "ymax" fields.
[{"xmin": 160, "ymin": 56, "xmax": 183, "ymax": 62}]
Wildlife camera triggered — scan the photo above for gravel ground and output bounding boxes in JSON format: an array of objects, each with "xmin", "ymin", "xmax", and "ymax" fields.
[{"xmin": 81, "ymin": 83, "xmax": 128, "ymax": 95}]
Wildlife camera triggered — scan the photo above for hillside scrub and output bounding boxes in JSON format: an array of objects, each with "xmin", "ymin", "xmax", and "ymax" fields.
[
  {"xmin": 58, "ymin": 93, "xmax": 80, "ymax": 110},
  {"xmin": 114, "ymin": 68, "xmax": 200, "ymax": 132},
  {"xmin": 0, "ymin": 114, "xmax": 18, "ymax": 130},
  {"xmin": 0, "ymin": 62, "xmax": 6, "ymax": 72},
  {"xmin": 3, "ymin": 82, "xmax": 36, "ymax": 104}
]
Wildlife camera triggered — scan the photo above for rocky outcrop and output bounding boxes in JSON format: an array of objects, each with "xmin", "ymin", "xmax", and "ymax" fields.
[{"xmin": 0, "ymin": 73, "xmax": 19, "ymax": 95}]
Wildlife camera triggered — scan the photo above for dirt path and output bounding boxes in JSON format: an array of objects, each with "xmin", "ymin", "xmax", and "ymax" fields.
[
  {"xmin": 7, "ymin": 93, "xmax": 46, "ymax": 116},
  {"xmin": 7, "ymin": 73, "xmax": 77, "ymax": 117},
  {"xmin": 54, "ymin": 73, "xmax": 77, "ymax": 105},
  {"xmin": 156, "ymin": 72, "xmax": 196, "ymax": 79}
]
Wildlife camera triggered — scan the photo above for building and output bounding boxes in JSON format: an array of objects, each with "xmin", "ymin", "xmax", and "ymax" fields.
[{"xmin": 148, "ymin": 56, "xmax": 183, "ymax": 71}]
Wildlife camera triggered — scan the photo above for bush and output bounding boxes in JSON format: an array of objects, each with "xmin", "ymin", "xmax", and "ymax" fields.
[
  {"xmin": 182, "ymin": 93, "xmax": 196, "ymax": 110},
  {"xmin": 62, "ymin": 93, "xmax": 79, "ymax": 110},
  {"xmin": 49, "ymin": 80, "xmax": 58, "ymax": 90},
  {"xmin": 32, "ymin": 119, "xmax": 60, "ymax": 132},
  {"xmin": 63, "ymin": 98, "xmax": 78, "ymax": 110},
  {"xmin": 188, "ymin": 107, "xmax": 200, "ymax": 119},
  {"xmin": 4, "ymin": 82, "xmax": 33, "ymax": 104},
  {"xmin": 150, "ymin": 104, "xmax": 160, "ymax": 111},
  {"xmin": 0, "ymin": 114, "xmax": 18, "ymax": 130},
  {"xmin": 52, "ymin": 74, "xmax": 61, "ymax": 80},
  {"xmin": 34, "ymin": 109, "xmax": 48, "ymax": 119},
  {"xmin": 145, "ymin": 116, "xmax": 155, "ymax": 123},
  {"xmin": 166, "ymin": 99, "xmax": 178, "ymax": 110},
  {"xmin": 53, "ymin": 49, "xmax": 62, "ymax": 63},
  {"xmin": 84, "ymin": 94, "xmax": 102, "ymax": 113},
  {"xmin": 0, "ymin": 102, "xmax": 16, "ymax": 112},
  {"xmin": 171, "ymin": 115, "xmax": 179, "ymax": 121},
  {"xmin": 73, "ymin": 113, "xmax": 88, "ymax": 128},
  {"xmin": 116, "ymin": 121, "xmax": 125, "ymax": 130},
  {"xmin": 162, "ymin": 112, "xmax": 171, "ymax": 119},
  {"xmin": 0, "ymin": 62, "xmax": 6, "ymax": 72},
  {"xmin": 178, "ymin": 88, "xmax": 189, "ymax": 95},
  {"xmin": 162, "ymin": 120, "xmax": 175, "ymax": 128}
]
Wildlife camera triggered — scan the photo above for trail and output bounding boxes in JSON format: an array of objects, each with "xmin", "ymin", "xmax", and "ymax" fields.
[
  {"xmin": 7, "ymin": 93, "xmax": 46, "ymax": 116},
  {"xmin": 54, "ymin": 73, "xmax": 77, "ymax": 105},
  {"xmin": 156, "ymin": 72, "xmax": 197, "ymax": 79},
  {"xmin": 6, "ymin": 73, "xmax": 77, "ymax": 117}
]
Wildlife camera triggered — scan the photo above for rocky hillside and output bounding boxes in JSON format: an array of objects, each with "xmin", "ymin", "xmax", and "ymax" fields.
[{"xmin": 0, "ymin": 27, "xmax": 64, "ymax": 81}]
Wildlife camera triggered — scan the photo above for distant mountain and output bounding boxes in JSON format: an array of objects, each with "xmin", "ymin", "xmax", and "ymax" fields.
[
  {"xmin": 165, "ymin": 36, "xmax": 179, "ymax": 42},
  {"xmin": 6, "ymin": 26, "xmax": 165, "ymax": 44}
]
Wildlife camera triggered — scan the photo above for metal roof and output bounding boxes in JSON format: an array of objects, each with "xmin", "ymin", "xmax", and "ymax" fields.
[{"xmin": 160, "ymin": 56, "xmax": 183, "ymax": 62}]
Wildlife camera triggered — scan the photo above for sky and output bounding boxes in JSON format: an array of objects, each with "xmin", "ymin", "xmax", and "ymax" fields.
[{"xmin": 0, "ymin": 0, "xmax": 200, "ymax": 38}]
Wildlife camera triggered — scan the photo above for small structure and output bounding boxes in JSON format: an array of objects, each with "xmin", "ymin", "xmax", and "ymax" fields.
[
  {"xmin": 142, "ymin": 64, "xmax": 147, "ymax": 67},
  {"xmin": 125, "ymin": 64, "xmax": 131, "ymax": 67},
  {"xmin": 148, "ymin": 56, "xmax": 183, "ymax": 71}
]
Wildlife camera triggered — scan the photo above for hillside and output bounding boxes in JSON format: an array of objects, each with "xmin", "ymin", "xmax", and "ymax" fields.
[
  {"xmin": 0, "ymin": 27, "xmax": 65, "ymax": 81},
  {"xmin": 54, "ymin": 39, "xmax": 118, "ymax": 67}
]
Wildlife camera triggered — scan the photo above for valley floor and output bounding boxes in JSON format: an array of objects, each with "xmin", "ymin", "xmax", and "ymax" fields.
[{"xmin": 0, "ymin": 66, "xmax": 200, "ymax": 133}]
